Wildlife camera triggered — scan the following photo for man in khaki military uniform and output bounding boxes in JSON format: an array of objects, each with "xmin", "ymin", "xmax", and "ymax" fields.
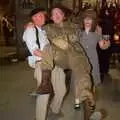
[{"xmin": 45, "ymin": 6, "xmax": 94, "ymax": 110}]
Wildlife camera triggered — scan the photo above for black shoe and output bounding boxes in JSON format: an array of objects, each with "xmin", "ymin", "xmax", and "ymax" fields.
[
  {"xmin": 88, "ymin": 101, "xmax": 96, "ymax": 112},
  {"xmin": 74, "ymin": 103, "xmax": 81, "ymax": 110},
  {"xmin": 89, "ymin": 105, "xmax": 96, "ymax": 112}
]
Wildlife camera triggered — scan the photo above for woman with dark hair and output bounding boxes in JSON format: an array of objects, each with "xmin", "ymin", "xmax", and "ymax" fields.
[{"xmin": 78, "ymin": 9, "xmax": 110, "ymax": 86}]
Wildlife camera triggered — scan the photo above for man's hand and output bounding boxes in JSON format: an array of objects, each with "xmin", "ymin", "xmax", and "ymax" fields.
[
  {"xmin": 33, "ymin": 49, "xmax": 44, "ymax": 57},
  {"xmin": 24, "ymin": 22, "xmax": 34, "ymax": 29}
]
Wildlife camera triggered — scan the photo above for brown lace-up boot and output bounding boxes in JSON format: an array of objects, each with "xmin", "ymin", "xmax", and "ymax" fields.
[{"xmin": 36, "ymin": 70, "xmax": 53, "ymax": 95}]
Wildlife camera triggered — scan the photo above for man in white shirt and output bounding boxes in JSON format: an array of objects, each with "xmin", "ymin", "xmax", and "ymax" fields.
[{"xmin": 23, "ymin": 8, "xmax": 54, "ymax": 120}]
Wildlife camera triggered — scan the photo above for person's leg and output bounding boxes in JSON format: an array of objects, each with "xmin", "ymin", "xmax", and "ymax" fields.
[
  {"xmin": 34, "ymin": 44, "xmax": 53, "ymax": 94},
  {"xmin": 34, "ymin": 62, "xmax": 42, "ymax": 87},
  {"xmin": 36, "ymin": 94, "xmax": 50, "ymax": 120},
  {"xmin": 91, "ymin": 58, "xmax": 101, "ymax": 86},
  {"xmin": 64, "ymin": 69, "xmax": 72, "ymax": 95},
  {"xmin": 100, "ymin": 49, "xmax": 110, "ymax": 74},
  {"xmin": 50, "ymin": 66, "xmax": 66, "ymax": 114},
  {"xmin": 105, "ymin": 48, "xmax": 111, "ymax": 74},
  {"xmin": 72, "ymin": 70, "xmax": 94, "ymax": 108},
  {"xmin": 34, "ymin": 62, "xmax": 51, "ymax": 120},
  {"xmin": 68, "ymin": 52, "xmax": 94, "ymax": 109},
  {"xmin": 97, "ymin": 46, "xmax": 109, "ymax": 81}
]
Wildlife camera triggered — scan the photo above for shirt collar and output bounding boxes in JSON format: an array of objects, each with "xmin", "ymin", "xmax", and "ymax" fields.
[{"xmin": 36, "ymin": 26, "xmax": 44, "ymax": 31}]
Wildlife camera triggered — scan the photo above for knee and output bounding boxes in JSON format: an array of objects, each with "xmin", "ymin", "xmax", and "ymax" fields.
[
  {"xmin": 54, "ymin": 84, "xmax": 67, "ymax": 98},
  {"xmin": 60, "ymin": 88, "xmax": 66, "ymax": 99}
]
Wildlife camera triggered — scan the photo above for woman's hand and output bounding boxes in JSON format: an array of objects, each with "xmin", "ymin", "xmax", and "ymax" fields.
[
  {"xmin": 99, "ymin": 40, "xmax": 111, "ymax": 50},
  {"xmin": 95, "ymin": 25, "xmax": 102, "ymax": 35}
]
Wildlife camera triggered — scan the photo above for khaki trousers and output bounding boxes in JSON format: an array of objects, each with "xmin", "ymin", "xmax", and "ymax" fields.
[
  {"xmin": 34, "ymin": 63, "xmax": 66, "ymax": 120},
  {"xmin": 34, "ymin": 62, "xmax": 50, "ymax": 120},
  {"xmin": 50, "ymin": 66, "xmax": 66, "ymax": 113}
]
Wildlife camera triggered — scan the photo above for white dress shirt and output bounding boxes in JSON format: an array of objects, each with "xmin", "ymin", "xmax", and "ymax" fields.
[{"xmin": 23, "ymin": 26, "xmax": 49, "ymax": 68}]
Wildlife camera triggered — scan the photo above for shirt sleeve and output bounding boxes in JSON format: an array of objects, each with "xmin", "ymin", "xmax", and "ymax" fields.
[{"xmin": 23, "ymin": 27, "xmax": 39, "ymax": 55}]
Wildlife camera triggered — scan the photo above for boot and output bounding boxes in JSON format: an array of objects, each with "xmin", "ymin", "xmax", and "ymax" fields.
[{"xmin": 36, "ymin": 70, "xmax": 53, "ymax": 95}]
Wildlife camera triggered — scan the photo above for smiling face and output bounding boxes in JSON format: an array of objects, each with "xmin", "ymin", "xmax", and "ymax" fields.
[
  {"xmin": 32, "ymin": 11, "xmax": 46, "ymax": 27},
  {"xmin": 51, "ymin": 8, "xmax": 65, "ymax": 24}
]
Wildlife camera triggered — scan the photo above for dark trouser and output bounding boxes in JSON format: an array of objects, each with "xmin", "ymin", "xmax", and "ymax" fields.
[
  {"xmin": 99, "ymin": 49, "xmax": 110, "ymax": 74},
  {"xmin": 64, "ymin": 69, "xmax": 72, "ymax": 95},
  {"xmin": 97, "ymin": 45, "xmax": 111, "ymax": 81}
]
